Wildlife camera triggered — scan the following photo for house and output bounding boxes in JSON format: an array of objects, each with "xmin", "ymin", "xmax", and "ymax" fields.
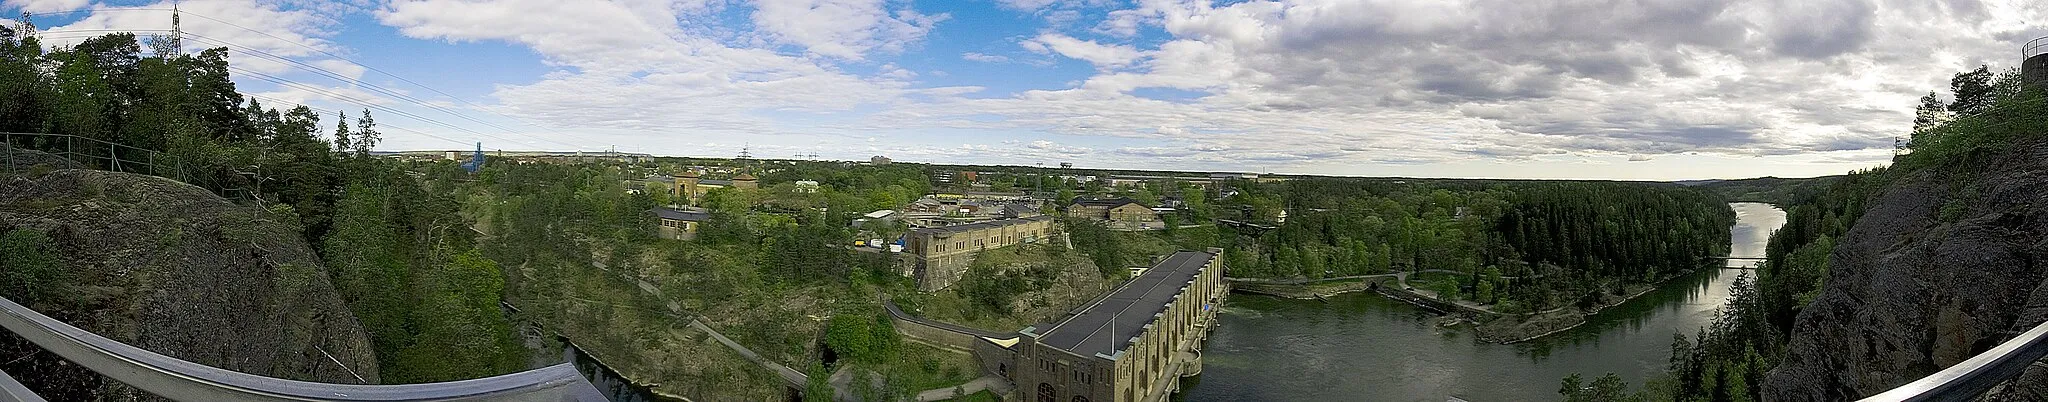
[
  {"xmin": 904, "ymin": 216, "xmax": 1056, "ymax": 291},
  {"xmin": 671, "ymin": 170, "xmax": 758, "ymax": 205},
  {"xmin": 870, "ymin": 155, "xmax": 892, "ymax": 165},
  {"xmin": 1067, "ymin": 197, "xmax": 1157, "ymax": 223},
  {"xmin": 651, "ymin": 208, "xmax": 711, "ymax": 240},
  {"xmin": 794, "ymin": 180, "xmax": 820, "ymax": 193}
]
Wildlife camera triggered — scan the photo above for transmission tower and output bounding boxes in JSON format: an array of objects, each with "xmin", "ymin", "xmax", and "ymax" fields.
[{"xmin": 170, "ymin": 2, "xmax": 183, "ymax": 53}]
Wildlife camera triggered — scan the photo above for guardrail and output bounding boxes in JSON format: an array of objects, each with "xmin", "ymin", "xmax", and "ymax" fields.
[
  {"xmin": 1, "ymin": 132, "xmax": 186, "ymax": 183},
  {"xmin": 0, "ymin": 296, "xmax": 606, "ymax": 401},
  {"xmin": 2028, "ymin": 36, "xmax": 2048, "ymax": 59},
  {"xmin": 1859, "ymin": 319, "xmax": 2048, "ymax": 401}
]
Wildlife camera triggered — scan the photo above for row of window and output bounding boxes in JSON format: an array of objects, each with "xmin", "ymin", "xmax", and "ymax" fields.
[{"xmin": 930, "ymin": 228, "xmax": 1045, "ymax": 253}]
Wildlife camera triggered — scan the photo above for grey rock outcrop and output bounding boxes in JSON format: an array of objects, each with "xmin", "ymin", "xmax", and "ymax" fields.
[
  {"xmin": 1763, "ymin": 141, "xmax": 2048, "ymax": 400},
  {"xmin": 0, "ymin": 169, "xmax": 379, "ymax": 400}
]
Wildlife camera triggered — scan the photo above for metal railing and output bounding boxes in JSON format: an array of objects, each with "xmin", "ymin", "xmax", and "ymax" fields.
[
  {"xmin": 1, "ymin": 132, "xmax": 186, "ymax": 183},
  {"xmin": 0, "ymin": 295, "xmax": 606, "ymax": 401},
  {"xmin": 2027, "ymin": 36, "xmax": 2048, "ymax": 59},
  {"xmin": 1859, "ymin": 319, "xmax": 2048, "ymax": 401}
]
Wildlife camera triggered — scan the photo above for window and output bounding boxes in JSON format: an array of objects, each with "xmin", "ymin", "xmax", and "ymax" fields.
[{"xmin": 1038, "ymin": 383, "xmax": 1056, "ymax": 402}]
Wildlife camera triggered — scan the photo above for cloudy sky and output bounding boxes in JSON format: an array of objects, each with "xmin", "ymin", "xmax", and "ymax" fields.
[{"xmin": 7, "ymin": 0, "xmax": 2046, "ymax": 180}]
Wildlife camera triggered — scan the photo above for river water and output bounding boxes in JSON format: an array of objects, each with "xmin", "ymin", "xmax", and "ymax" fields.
[{"xmin": 1180, "ymin": 202, "xmax": 1785, "ymax": 402}]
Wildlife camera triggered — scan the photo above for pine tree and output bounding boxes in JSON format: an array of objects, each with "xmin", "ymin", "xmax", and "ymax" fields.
[
  {"xmin": 333, "ymin": 110, "xmax": 351, "ymax": 154},
  {"xmin": 1911, "ymin": 92, "xmax": 1949, "ymax": 139}
]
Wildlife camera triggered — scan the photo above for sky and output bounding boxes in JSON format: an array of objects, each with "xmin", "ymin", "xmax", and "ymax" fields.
[{"xmin": 5, "ymin": 0, "xmax": 2046, "ymax": 180}]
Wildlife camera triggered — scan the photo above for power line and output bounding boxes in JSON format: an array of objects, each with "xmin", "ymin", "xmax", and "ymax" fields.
[
  {"xmin": 29, "ymin": 30, "xmax": 499, "ymax": 150},
  {"xmin": 221, "ymin": 63, "xmax": 543, "ymax": 148},
  {"xmin": 23, "ymin": 8, "xmax": 591, "ymax": 151},
  {"xmin": 172, "ymin": 10, "xmax": 584, "ymax": 149},
  {"xmin": 240, "ymin": 92, "xmax": 471, "ymax": 147},
  {"xmin": 174, "ymin": 32, "xmax": 588, "ymax": 150}
]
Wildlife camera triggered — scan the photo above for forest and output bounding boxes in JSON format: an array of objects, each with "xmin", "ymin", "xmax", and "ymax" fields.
[
  {"xmin": 0, "ymin": 26, "xmax": 535, "ymax": 383},
  {"xmin": 1212, "ymin": 178, "xmax": 1734, "ymax": 313},
  {"xmin": 1565, "ymin": 64, "xmax": 2047, "ymax": 402}
]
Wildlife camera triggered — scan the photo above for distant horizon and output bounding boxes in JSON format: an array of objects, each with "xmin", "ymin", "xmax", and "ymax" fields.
[{"xmin": 391, "ymin": 147, "xmax": 1853, "ymax": 182}]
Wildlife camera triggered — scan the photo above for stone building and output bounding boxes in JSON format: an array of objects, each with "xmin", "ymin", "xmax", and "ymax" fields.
[
  {"xmin": 672, "ymin": 170, "xmax": 758, "ymax": 205},
  {"xmin": 650, "ymin": 208, "xmax": 710, "ymax": 240},
  {"xmin": 975, "ymin": 250, "xmax": 1227, "ymax": 402},
  {"xmin": 904, "ymin": 216, "xmax": 1055, "ymax": 291},
  {"xmin": 1067, "ymin": 198, "xmax": 1158, "ymax": 224}
]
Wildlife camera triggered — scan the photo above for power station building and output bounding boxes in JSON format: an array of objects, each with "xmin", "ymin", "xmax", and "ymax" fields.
[{"xmin": 966, "ymin": 250, "xmax": 1227, "ymax": 402}]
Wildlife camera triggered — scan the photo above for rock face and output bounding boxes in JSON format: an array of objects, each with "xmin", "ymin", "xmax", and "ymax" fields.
[
  {"xmin": 0, "ymin": 169, "xmax": 379, "ymax": 399},
  {"xmin": 0, "ymin": 143, "xmax": 85, "ymax": 173},
  {"xmin": 1763, "ymin": 140, "xmax": 2048, "ymax": 401}
]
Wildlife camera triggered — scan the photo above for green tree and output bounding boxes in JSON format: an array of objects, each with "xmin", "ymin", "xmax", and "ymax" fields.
[
  {"xmin": 1948, "ymin": 65, "xmax": 1995, "ymax": 115},
  {"xmin": 1912, "ymin": 91, "xmax": 1949, "ymax": 138},
  {"xmin": 353, "ymin": 109, "xmax": 379, "ymax": 157}
]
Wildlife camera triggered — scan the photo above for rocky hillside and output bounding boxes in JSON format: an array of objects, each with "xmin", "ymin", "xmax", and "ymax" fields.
[
  {"xmin": 1762, "ymin": 137, "xmax": 2048, "ymax": 401},
  {"xmin": 0, "ymin": 169, "xmax": 379, "ymax": 399}
]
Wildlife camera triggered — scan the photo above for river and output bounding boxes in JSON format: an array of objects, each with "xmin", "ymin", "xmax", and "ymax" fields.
[{"xmin": 1180, "ymin": 202, "xmax": 1786, "ymax": 402}]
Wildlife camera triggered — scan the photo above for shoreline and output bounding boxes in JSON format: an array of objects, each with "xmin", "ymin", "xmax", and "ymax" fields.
[{"xmin": 1230, "ymin": 264, "xmax": 1730, "ymax": 344}]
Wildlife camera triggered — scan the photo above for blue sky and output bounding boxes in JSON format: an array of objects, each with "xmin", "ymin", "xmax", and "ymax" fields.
[{"xmin": 7, "ymin": 0, "xmax": 2048, "ymax": 180}]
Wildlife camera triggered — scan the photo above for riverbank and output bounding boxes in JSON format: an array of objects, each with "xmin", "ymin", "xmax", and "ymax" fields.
[
  {"xmin": 1470, "ymin": 280, "xmax": 1666, "ymax": 343},
  {"xmin": 1232, "ymin": 266, "xmax": 1721, "ymax": 344},
  {"xmin": 1227, "ymin": 275, "xmax": 1395, "ymax": 299}
]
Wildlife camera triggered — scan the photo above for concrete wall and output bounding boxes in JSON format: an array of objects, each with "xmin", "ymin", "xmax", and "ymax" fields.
[
  {"xmin": 2025, "ymin": 53, "xmax": 2048, "ymax": 89},
  {"xmin": 906, "ymin": 218, "xmax": 1054, "ymax": 291}
]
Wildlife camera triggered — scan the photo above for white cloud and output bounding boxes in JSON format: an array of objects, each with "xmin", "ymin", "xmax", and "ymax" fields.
[
  {"xmin": 40, "ymin": 0, "xmax": 336, "ymax": 57},
  {"xmin": 1021, "ymin": 32, "xmax": 1144, "ymax": 68},
  {"xmin": 750, "ymin": 0, "xmax": 944, "ymax": 59},
  {"xmin": 3, "ymin": 0, "xmax": 87, "ymax": 14},
  {"xmin": 961, "ymin": 52, "xmax": 1009, "ymax": 63},
  {"xmin": 313, "ymin": 58, "xmax": 367, "ymax": 81},
  {"xmin": 102, "ymin": 0, "xmax": 2035, "ymax": 179}
]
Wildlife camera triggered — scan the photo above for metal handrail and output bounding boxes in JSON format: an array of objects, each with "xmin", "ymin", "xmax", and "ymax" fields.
[
  {"xmin": 0, "ymin": 369, "xmax": 49, "ymax": 402},
  {"xmin": 1859, "ymin": 319, "xmax": 2048, "ymax": 401},
  {"xmin": 2027, "ymin": 36, "xmax": 2048, "ymax": 59},
  {"xmin": 2, "ymin": 132, "xmax": 186, "ymax": 183},
  {"xmin": 0, "ymin": 296, "xmax": 605, "ymax": 401}
]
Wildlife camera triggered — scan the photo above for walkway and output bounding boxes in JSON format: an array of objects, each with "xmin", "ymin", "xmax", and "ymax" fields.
[
  {"xmin": 584, "ymin": 260, "xmax": 810, "ymax": 387},
  {"xmin": 913, "ymin": 375, "xmax": 1013, "ymax": 401}
]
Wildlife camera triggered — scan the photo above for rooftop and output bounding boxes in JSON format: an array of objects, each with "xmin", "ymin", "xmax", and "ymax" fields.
[
  {"xmin": 650, "ymin": 208, "xmax": 711, "ymax": 222},
  {"xmin": 909, "ymin": 215, "xmax": 1052, "ymax": 236},
  {"xmin": 1036, "ymin": 251, "xmax": 1216, "ymax": 358},
  {"xmin": 1072, "ymin": 197, "xmax": 1140, "ymax": 207}
]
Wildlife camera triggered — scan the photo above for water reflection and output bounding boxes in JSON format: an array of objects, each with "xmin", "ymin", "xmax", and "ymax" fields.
[{"xmin": 1182, "ymin": 203, "xmax": 1785, "ymax": 402}]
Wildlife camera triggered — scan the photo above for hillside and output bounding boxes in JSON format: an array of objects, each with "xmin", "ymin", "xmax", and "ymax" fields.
[
  {"xmin": 0, "ymin": 169, "xmax": 379, "ymax": 398},
  {"xmin": 1761, "ymin": 134, "xmax": 2048, "ymax": 400}
]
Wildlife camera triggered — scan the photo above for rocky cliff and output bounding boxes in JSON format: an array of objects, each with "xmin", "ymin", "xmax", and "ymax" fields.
[
  {"xmin": 1763, "ymin": 138, "xmax": 2048, "ymax": 401},
  {"xmin": 0, "ymin": 169, "xmax": 379, "ymax": 400}
]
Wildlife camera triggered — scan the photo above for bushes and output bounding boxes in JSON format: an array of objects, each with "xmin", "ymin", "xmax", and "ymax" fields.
[
  {"xmin": 823, "ymin": 311, "xmax": 899, "ymax": 366},
  {"xmin": 0, "ymin": 228, "xmax": 70, "ymax": 307}
]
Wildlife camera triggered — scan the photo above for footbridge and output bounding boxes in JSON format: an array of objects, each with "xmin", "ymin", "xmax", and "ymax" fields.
[{"xmin": 0, "ymin": 296, "xmax": 604, "ymax": 401}]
